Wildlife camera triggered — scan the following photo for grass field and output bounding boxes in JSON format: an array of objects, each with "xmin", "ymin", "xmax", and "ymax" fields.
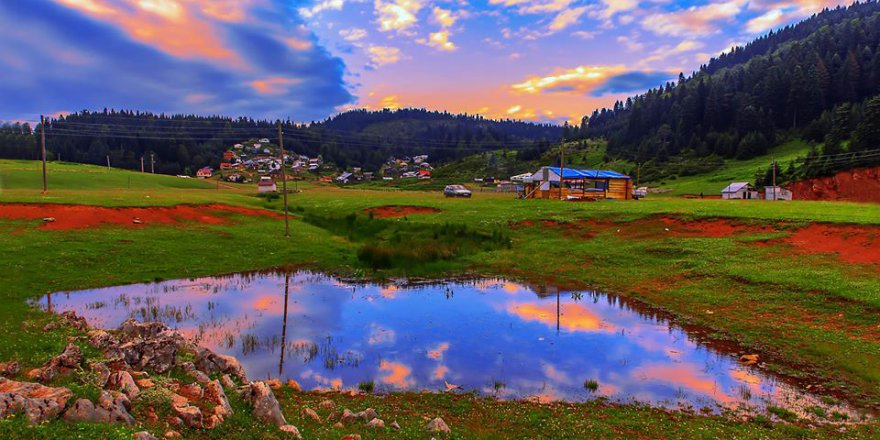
[{"xmin": 0, "ymin": 159, "xmax": 878, "ymax": 439}]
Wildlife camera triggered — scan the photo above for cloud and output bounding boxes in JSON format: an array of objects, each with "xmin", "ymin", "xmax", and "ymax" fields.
[
  {"xmin": 0, "ymin": 0, "xmax": 352, "ymax": 122},
  {"xmin": 591, "ymin": 71, "xmax": 673, "ymax": 95},
  {"xmin": 299, "ymin": 0, "xmax": 345, "ymax": 18},
  {"xmin": 616, "ymin": 34, "xmax": 644, "ymax": 52},
  {"xmin": 744, "ymin": 8, "xmax": 786, "ymax": 34},
  {"xmin": 366, "ymin": 45, "xmax": 402, "ymax": 66},
  {"xmin": 489, "ymin": 0, "xmax": 575, "ymax": 15},
  {"xmin": 339, "ymin": 27, "xmax": 368, "ymax": 42},
  {"xmin": 598, "ymin": 0, "xmax": 639, "ymax": 19},
  {"xmin": 432, "ymin": 7, "xmax": 457, "ymax": 28},
  {"xmin": 642, "ymin": 0, "xmax": 746, "ymax": 36},
  {"xmin": 425, "ymin": 30, "xmax": 456, "ymax": 51},
  {"xmin": 512, "ymin": 65, "xmax": 628, "ymax": 95},
  {"xmin": 548, "ymin": 6, "xmax": 588, "ymax": 32},
  {"xmin": 571, "ymin": 30, "xmax": 596, "ymax": 40},
  {"xmin": 375, "ymin": 0, "xmax": 422, "ymax": 33}
]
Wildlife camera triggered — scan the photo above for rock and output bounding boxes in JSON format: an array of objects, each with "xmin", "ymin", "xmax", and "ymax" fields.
[
  {"xmin": 244, "ymin": 381, "xmax": 286, "ymax": 426},
  {"xmin": 134, "ymin": 431, "xmax": 158, "ymax": 440},
  {"xmin": 302, "ymin": 407, "xmax": 321, "ymax": 423},
  {"xmin": 739, "ymin": 354, "xmax": 760, "ymax": 366},
  {"xmin": 62, "ymin": 391, "xmax": 135, "ymax": 425},
  {"xmin": 204, "ymin": 380, "xmax": 233, "ymax": 417},
  {"xmin": 169, "ymin": 393, "xmax": 189, "ymax": 408},
  {"xmin": 280, "ymin": 424, "xmax": 302, "ymax": 439},
  {"xmin": 118, "ymin": 319, "xmax": 169, "ymax": 340},
  {"xmin": 318, "ymin": 399, "xmax": 335, "ymax": 410},
  {"xmin": 0, "ymin": 361, "xmax": 20, "ymax": 377},
  {"xmin": 133, "ymin": 218, "xmax": 143, "ymax": 225},
  {"xmin": 340, "ymin": 408, "xmax": 357, "ymax": 424},
  {"xmin": 107, "ymin": 371, "xmax": 140, "ymax": 398},
  {"xmin": 333, "ymin": 422, "xmax": 344, "ymax": 429},
  {"xmin": 266, "ymin": 379, "xmax": 282, "ymax": 390},
  {"xmin": 340, "ymin": 435, "xmax": 361, "ymax": 440},
  {"xmin": 195, "ymin": 348, "xmax": 248, "ymax": 382},
  {"xmin": 136, "ymin": 378, "xmax": 155, "ymax": 389},
  {"xmin": 367, "ymin": 418, "xmax": 385, "ymax": 429},
  {"xmin": 286, "ymin": 379, "xmax": 301, "ymax": 391},
  {"xmin": 131, "ymin": 371, "xmax": 149, "ymax": 379},
  {"xmin": 427, "ymin": 417, "xmax": 451, "ymax": 433},
  {"xmin": 60, "ymin": 311, "xmax": 88, "ymax": 330},
  {"xmin": 166, "ymin": 416, "xmax": 183, "ymax": 427},
  {"xmin": 88, "ymin": 362, "xmax": 111, "ymax": 388},
  {"xmin": 172, "ymin": 404, "xmax": 203, "ymax": 428},
  {"xmin": 43, "ymin": 217, "xmax": 56, "ymax": 223},
  {"xmin": 391, "ymin": 420, "xmax": 401, "ymax": 430},
  {"xmin": 88, "ymin": 329, "xmax": 120, "ymax": 353},
  {"xmin": 163, "ymin": 431, "xmax": 181, "ymax": 439},
  {"xmin": 178, "ymin": 382, "xmax": 203, "ymax": 401},
  {"xmin": 363, "ymin": 408, "xmax": 378, "ymax": 421},
  {"xmin": 31, "ymin": 343, "xmax": 84, "ymax": 381},
  {"xmin": 204, "ymin": 414, "xmax": 223, "ymax": 429},
  {"xmin": 220, "ymin": 374, "xmax": 236, "ymax": 390},
  {"xmin": 0, "ymin": 378, "xmax": 73, "ymax": 424},
  {"xmin": 43, "ymin": 321, "xmax": 61, "ymax": 332}
]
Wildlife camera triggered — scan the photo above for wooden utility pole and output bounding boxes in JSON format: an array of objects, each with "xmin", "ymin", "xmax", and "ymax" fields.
[
  {"xmin": 278, "ymin": 121, "xmax": 290, "ymax": 238},
  {"xmin": 140, "ymin": 156, "xmax": 145, "ymax": 173},
  {"xmin": 559, "ymin": 143, "xmax": 565, "ymax": 201},
  {"xmin": 771, "ymin": 160, "xmax": 777, "ymax": 200},
  {"xmin": 106, "ymin": 155, "xmax": 111, "ymax": 170},
  {"xmin": 150, "ymin": 154, "xmax": 155, "ymax": 174},
  {"xmin": 40, "ymin": 115, "xmax": 47, "ymax": 193},
  {"xmin": 636, "ymin": 162, "xmax": 641, "ymax": 188},
  {"xmin": 279, "ymin": 273, "xmax": 290, "ymax": 375}
]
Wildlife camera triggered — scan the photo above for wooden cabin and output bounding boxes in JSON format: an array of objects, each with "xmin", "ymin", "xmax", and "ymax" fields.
[{"xmin": 523, "ymin": 167, "xmax": 633, "ymax": 200}]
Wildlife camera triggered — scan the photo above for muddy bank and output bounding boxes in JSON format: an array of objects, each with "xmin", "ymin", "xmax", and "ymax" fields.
[
  {"xmin": 362, "ymin": 205, "xmax": 441, "ymax": 218},
  {"xmin": 0, "ymin": 203, "xmax": 283, "ymax": 230},
  {"xmin": 787, "ymin": 166, "xmax": 880, "ymax": 203}
]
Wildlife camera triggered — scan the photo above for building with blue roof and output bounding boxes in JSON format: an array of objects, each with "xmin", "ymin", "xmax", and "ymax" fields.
[{"xmin": 523, "ymin": 166, "xmax": 633, "ymax": 200}]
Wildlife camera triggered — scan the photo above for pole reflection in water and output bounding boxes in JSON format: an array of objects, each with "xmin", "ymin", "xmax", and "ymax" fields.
[{"xmin": 279, "ymin": 273, "xmax": 290, "ymax": 376}]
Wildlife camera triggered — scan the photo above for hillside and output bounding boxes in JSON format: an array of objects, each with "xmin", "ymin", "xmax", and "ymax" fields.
[
  {"xmin": 0, "ymin": 109, "xmax": 560, "ymax": 176},
  {"xmin": 574, "ymin": 1, "xmax": 880, "ymax": 180}
]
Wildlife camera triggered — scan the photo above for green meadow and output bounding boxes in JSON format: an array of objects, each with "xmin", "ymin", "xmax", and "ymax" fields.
[{"xmin": 0, "ymin": 159, "xmax": 878, "ymax": 439}]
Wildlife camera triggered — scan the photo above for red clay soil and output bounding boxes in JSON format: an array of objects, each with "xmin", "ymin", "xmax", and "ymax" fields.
[
  {"xmin": 0, "ymin": 203, "xmax": 282, "ymax": 230},
  {"xmin": 363, "ymin": 205, "xmax": 441, "ymax": 218},
  {"xmin": 785, "ymin": 224, "xmax": 880, "ymax": 267},
  {"xmin": 787, "ymin": 166, "xmax": 880, "ymax": 203},
  {"xmin": 516, "ymin": 216, "xmax": 776, "ymax": 240}
]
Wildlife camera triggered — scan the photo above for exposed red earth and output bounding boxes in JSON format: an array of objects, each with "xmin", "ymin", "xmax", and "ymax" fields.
[
  {"xmin": 784, "ymin": 224, "xmax": 880, "ymax": 266},
  {"xmin": 787, "ymin": 166, "xmax": 880, "ymax": 203},
  {"xmin": 363, "ymin": 205, "xmax": 441, "ymax": 218},
  {"xmin": 0, "ymin": 203, "xmax": 282, "ymax": 230}
]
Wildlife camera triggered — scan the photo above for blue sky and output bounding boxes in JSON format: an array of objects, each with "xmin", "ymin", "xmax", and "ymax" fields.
[{"xmin": 0, "ymin": 0, "xmax": 849, "ymax": 124}]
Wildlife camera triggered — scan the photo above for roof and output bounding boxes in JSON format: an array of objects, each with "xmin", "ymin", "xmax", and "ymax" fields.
[
  {"xmin": 530, "ymin": 167, "xmax": 631, "ymax": 181},
  {"xmin": 721, "ymin": 182, "xmax": 752, "ymax": 193}
]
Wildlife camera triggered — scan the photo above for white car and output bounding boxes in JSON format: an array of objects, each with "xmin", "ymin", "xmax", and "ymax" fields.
[{"xmin": 444, "ymin": 185, "xmax": 472, "ymax": 198}]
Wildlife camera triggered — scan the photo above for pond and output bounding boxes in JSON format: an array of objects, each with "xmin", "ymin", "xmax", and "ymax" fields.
[{"xmin": 38, "ymin": 272, "xmax": 854, "ymax": 418}]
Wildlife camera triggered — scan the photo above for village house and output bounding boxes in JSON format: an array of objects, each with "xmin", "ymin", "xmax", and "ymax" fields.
[
  {"xmin": 721, "ymin": 182, "xmax": 758, "ymax": 199},
  {"xmin": 523, "ymin": 166, "xmax": 633, "ymax": 200},
  {"xmin": 764, "ymin": 186, "xmax": 793, "ymax": 201},
  {"xmin": 196, "ymin": 167, "xmax": 213, "ymax": 178}
]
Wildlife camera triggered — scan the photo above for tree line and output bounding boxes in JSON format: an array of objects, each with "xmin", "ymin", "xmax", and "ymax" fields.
[{"xmin": 1, "ymin": 108, "xmax": 560, "ymax": 175}]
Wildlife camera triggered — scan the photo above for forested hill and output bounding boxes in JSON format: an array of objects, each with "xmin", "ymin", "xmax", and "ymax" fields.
[
  {"xmin": 0, "ymin": 109, "xmax": 560, "ymax": 175},
  {"xmin": 575, "ymin": 1, "xmax": 880, "ymax": 171}
]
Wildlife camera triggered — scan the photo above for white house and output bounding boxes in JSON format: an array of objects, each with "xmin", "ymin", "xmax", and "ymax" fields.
[
  {"xmin": 764, "ymin": 186, "xmax": 793, "ymax": 201},
  {"xmin": 721, "ymin": 182, "xmax": 758, "ymax": 199},
  {"xmin": 259, "ymin": 138, "xmax": 270, "ymax": 143}
]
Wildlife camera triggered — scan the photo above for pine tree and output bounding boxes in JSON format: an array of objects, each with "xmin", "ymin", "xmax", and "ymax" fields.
[{"xmin": 851, "ymin": 95, "xmax": 880, "ymax": 151}]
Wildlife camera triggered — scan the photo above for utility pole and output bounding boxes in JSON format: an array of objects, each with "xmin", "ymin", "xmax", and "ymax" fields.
[
  {"xmin": 150, "ymin": 154, "xmax": 155, "ymax": 174},
  {"xmin": 559, "ymin": 143, "xmax": 565, "ymax": 201},
  {"xmin": 106, "ymin": 155, "xmax": 111, "ymax": 170},
  {"xmin": 278, "ymin": 120, "xmax": 290, "ymax": 238},
  {"xmin": 636, "ymin": 162, "xmax": 641, "ymax": 188},
  {"xmin": 140, "ymin": 156, "xmax": 145, "ymax": 173},
  {"xmin": 40, "ymin": 115, "xmax": 47, "ymax": 193},
  {"xmin": 771, "ymin": 160, "xmax": 777, "ymax": 200}
]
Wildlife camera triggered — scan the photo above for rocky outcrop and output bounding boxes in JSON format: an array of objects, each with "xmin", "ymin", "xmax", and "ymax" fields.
[
  {"xmin": 27, "ymin": 343, "xmax": 83, "ymax": 382},
  {"xmin": 244, "ymin": 381, "xmax": 286, "ymax": 427},
  {"xmin": 62, "ymin": 390, "xmax": 135, "ymax": 425},
  {"xmin": 0, "ymin": 361, "xmax": 20, "ymax": 377},
  {"xmin": 0, "ymin": 378, "xmax": 72, "ymax": 424},
  {"xmin": 106, "ymin": 371, "xmax": 140, "ymax": 398},
  {"xmin": 302, "ymin": 407, "xmax": 321, "ymax": 423},
  {"xmin": 279, "ymin": 424, "xmax": 302, "ymax": 439},
  {"xmin": 204, "ymin": 380, "xmax": 233, "ymax": 418},
  {"xmin": 195, "ymin": 348, "xmax": 248, "ymax": 382}
]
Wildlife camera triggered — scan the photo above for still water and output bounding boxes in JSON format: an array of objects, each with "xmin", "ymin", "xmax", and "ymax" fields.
[{"xmin": 38, "ymin": 272, "xmax": 851, "ymax": 417}]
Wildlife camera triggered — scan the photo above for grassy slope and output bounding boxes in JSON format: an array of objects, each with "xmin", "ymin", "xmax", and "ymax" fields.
[{"xmin": 1, "ymin": 160, "xmax": 878, "ymax": 438}]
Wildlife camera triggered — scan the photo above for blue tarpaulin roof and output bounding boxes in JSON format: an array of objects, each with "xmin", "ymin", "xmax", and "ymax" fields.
[{"xmin": 544, "ymin": 167, "xmax": 631, "ymax": 180}]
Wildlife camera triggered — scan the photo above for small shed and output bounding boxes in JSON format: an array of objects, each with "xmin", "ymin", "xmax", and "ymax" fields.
[
  {"xmin": 721, "ymin": 182, "xmax": 758, "ymax": 199},
  {"xmin": 523, "ymin": 167, "xmax": 633, "ymax": 200},
  {"xmin": 764, "ymin": 186, "xmax": 793, "ymax": 201},
  {"xmin": 257, "ymin": 176, "xmax": 277, "ymax": 193}
]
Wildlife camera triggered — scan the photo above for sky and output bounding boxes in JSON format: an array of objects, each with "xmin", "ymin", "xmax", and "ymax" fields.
[{"xmin": 0, "ymin": 0, "xmax": 851, "ymax": 124}]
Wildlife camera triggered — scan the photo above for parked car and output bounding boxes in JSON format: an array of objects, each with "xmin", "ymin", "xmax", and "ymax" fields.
[{"xmin": 444, "ymin": 185, "xmax": 472, "ymax": 198}]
